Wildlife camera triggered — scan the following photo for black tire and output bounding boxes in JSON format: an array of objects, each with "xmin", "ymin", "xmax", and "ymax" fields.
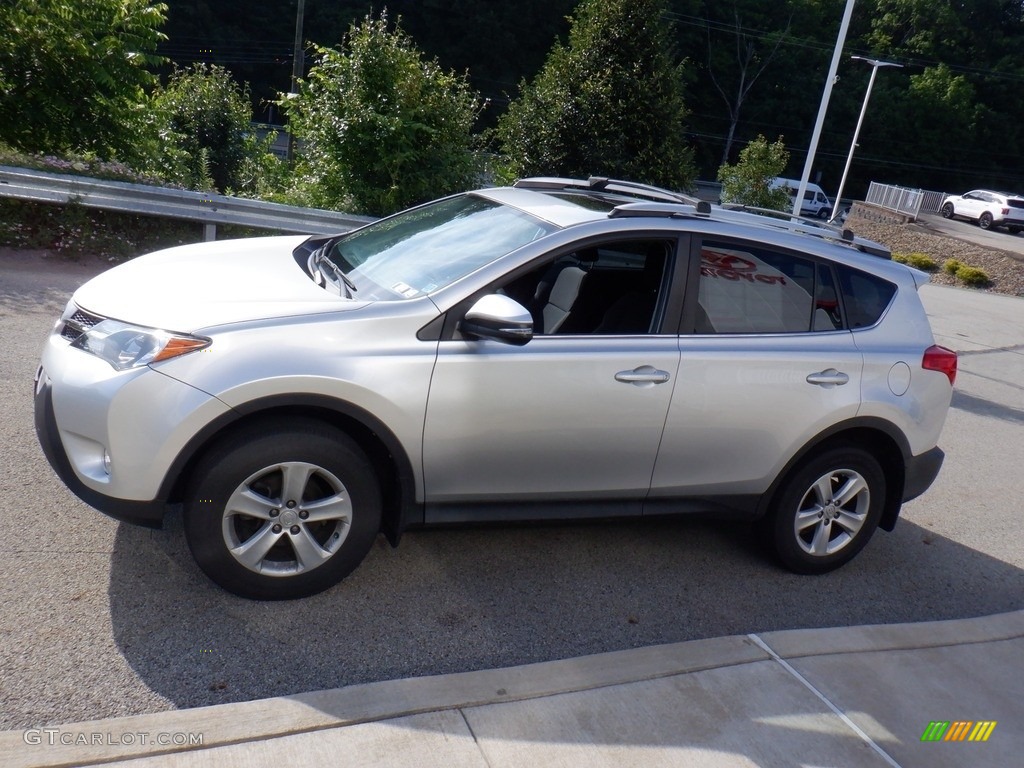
[
  {"xmin": 940, "ymin": 203, "xmax": 954, "ymax": 219},
  {"xmin": 767, "ymin": 446, "xmax": 885, "ymax": 575},
  {"xmin": 183, "ymin": 419, "xmax": 382, "ymax": 599},
  {"xmin": 979, "ymin": 212, "xmax": 993, "ymax": 230}
]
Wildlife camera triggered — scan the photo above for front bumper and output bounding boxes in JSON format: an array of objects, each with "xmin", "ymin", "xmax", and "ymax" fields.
[{"xmin": 35, "ymin": 368, "xmax": 166, "ymax": 527}]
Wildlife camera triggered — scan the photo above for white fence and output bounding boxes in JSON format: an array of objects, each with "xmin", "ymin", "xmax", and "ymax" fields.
[
  {"xmin": 0, "ymin": 165, "xmax": 374, "ymax": 241},
  {"xmin": 865, "ymin": 182, "xmax": 949, "ymax": 220}
]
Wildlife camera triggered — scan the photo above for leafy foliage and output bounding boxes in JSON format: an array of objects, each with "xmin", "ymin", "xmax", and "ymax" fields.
[
  {"xmin": 496, "ymin": 0, "xmax": 696, "ymax": 190},
  {"xmin": 283, "ymin": 13, "xmax": 482, "ymax": 216},
  {"xmin": 152, "ymin": 64, "xmax": 257, "ymax": 191},
  {"xmin": 717, "ymin": 135, "xmax": 791, "ymax": 209},
  {"xmin": 0, "ymin": 0, "xmax": 167, "ymax": 164}
]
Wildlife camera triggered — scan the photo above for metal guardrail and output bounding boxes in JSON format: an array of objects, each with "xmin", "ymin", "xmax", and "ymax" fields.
[{"xmin": 0, "ymin": 165, "xmax": 375, "ymax": 241}]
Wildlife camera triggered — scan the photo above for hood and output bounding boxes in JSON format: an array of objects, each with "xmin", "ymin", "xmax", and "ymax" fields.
[{"xmin": 72, "ymin": 236, "xmax": 366, "ymax": 332}]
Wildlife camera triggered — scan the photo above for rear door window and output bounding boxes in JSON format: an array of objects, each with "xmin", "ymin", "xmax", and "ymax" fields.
[{"xmin": 696, "ymin": 241, "xmax": 824, "ymax": 333}]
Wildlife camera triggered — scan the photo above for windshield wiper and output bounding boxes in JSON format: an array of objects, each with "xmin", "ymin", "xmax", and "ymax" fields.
[{"xmin": 312, "ymin": 245, "xmax": 357, "ymax": 298}]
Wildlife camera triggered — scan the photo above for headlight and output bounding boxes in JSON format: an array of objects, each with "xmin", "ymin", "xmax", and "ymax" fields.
[{"xmin": 70, "ymin": 319, "xmax": 210, "ymax": 371}]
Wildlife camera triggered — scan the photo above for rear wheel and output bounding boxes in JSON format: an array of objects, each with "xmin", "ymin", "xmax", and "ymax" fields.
[
  {"xmin": 184, "ymin": 419, "xmax": 382, "ymax": 599},
  {"xmin": 940, "ymin": 203, "xmax": 955, "ymax": 218},
  {"xmin": 979, "ymin": 212, "xmax": 994, "ymax": 229},
  {"xmin": 767, "ymin": 446, "xmax": 885, "ymax": 574}
]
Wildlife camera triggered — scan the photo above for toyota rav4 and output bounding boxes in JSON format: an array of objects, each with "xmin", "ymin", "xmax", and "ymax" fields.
[{"xmin": 35, "ymin": 177, "xmax": 957, "ymax": 599}]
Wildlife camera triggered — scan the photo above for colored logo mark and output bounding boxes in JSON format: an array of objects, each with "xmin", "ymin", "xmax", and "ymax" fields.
[{"xmin": 921, "ymin": 721, "xmax": 997, "ymax": 742}]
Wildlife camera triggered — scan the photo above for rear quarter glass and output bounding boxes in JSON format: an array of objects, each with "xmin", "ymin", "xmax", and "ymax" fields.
[{"xmin": 837, "ymin": 265, "xmax": 896, "ymax": 328}]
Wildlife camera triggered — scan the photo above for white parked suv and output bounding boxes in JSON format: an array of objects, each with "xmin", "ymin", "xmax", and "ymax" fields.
[
  {"xmin": 35, "ymin": 177, "xmax": 957, "ymax": 599},
  {"xmin": 940, "ymin": 189, "xmax": 1024, "ymax": 233}
]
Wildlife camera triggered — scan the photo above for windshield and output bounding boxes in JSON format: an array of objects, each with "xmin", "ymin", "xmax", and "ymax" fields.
[{"xmin": 328, "ymin": 194, "xmax": 556, "ymax": 299}]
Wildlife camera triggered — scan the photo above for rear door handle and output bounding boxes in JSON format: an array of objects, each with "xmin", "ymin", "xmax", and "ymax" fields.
[
  {"xmin": 806, "ymin": 368, "xmax": 849, "ymax": 387},
  {"xmin": 615, "ymin": 365, "xmax": 671, "ymax": 387}
]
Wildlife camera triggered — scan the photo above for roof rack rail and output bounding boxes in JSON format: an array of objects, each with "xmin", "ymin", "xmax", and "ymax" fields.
[
  {"xmin": 714, "ymin": 204, "xmax": 890, "ymax": 258},
  {"xmin": 514, "ymin": 176, "xmax": 704, "ymax": 207},
  {"xmin": 719, "ymin": 203, "xmax": 855, "ymax": 241},
  {"xmin": 608, "ymin": 200, "xmax": 890, "ymax": 259}
]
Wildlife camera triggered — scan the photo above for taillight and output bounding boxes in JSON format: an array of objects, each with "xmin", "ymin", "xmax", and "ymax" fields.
[{"xmin": 922, "ymin": 345, "xmax": 957, "ymax": 386}]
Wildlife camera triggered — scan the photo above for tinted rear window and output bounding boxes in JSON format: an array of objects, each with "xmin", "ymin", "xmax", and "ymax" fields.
[{"xmin": 837, "ymin": 265, "xmax": 896, "ymax": 328}]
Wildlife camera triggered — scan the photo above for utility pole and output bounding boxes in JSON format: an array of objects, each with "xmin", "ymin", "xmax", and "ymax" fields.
[{"xmin": 287, "ymin": 0, "xmax": 306, "ymax": 164}]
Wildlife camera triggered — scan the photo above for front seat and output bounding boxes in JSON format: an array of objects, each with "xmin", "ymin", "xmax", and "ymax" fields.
[
  {"xmin": 595, "ymin": 245, "xmax": 666, "ymax": 334},
  {"xmin": 537, "ymin": 249, "xmax": 598, "ymax": 334}
]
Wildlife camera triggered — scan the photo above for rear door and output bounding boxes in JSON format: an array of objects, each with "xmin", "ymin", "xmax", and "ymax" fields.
[{"xmin": 649, "ymin": 237, "xmax": 864, "ymax": 505}]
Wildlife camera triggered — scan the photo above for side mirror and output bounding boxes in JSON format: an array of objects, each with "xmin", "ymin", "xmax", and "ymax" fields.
[{"xmin": 459, "ymin": 294, "xmax": 534, "ymax": 346}]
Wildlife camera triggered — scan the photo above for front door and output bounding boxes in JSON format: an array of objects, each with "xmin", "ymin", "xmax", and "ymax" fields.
[{"xmin": 422, "ymin": 237, "xmax": 682, "ymax": 518}]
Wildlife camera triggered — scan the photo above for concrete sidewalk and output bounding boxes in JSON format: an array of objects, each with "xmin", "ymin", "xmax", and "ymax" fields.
[{"xmin": 5, "ymin": 610, "xmax": 1021, "ymax": 768}]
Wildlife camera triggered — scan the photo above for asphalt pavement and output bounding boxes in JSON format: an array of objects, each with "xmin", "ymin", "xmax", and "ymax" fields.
[{"xmin": 2, "ymin": 609, "xmax": 1022, "ymax": 767}]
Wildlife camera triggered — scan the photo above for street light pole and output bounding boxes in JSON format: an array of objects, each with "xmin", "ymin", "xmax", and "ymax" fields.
[{"xmin": 830, "ymin": 56, "xmax": 903, "ymax": 221}]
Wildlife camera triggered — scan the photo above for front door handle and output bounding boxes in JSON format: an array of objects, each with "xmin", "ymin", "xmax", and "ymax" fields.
[
  {"xmin": 806, "ymin": 368, "xmax": 850, "ymax": 387},
  {"xmin": 615, "ymin": 365, "xmax": 671, "ymax": 387}
]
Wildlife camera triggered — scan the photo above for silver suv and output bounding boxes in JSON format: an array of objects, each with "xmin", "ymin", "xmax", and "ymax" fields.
[{"xmin": 35, "ymin": 177, "xmax": 957, "ymax": 599}]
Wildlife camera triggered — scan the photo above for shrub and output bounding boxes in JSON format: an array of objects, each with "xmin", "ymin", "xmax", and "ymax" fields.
[
  {"xmin": 943, "ymin": 259, "xmax": 963, "ymax": 275},
  {"xmin": 892, "ymin": 252, "xmax": 938, "ymax": 271},
  {"xmin": 284, "ymin": 12, "xmax": 481, "ymax": 216},
  {"xmin": 955, "ymin": 265, "xmax": 990, "ymax": 287},
  {"xmin": 153, "ymin": 64, "xmax": 256, "ymax": 192}
]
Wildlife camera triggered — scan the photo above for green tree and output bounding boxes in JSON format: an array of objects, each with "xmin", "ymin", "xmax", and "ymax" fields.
[
  {"xmin": 0, "ymin": 0, "xmax": 167, "ymax": 163},
  {"xmin": 153, "ymin": 64, "xmax": 254, "ymax": 191},
  {"xmin": 717, "ymin": 135, "xmax": 791, "ymax": 208},
  {"xmin": 497, "ymin": 0, "xmax": 696, "ymax": 190},
  {"xmin": 283, "ymin": 12, "xmax": 481, "ymax": 216}
]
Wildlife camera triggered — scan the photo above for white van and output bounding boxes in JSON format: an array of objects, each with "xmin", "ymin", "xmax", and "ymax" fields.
[{"xmin": 771, "ymin": 177, "xmax": 833, "ymax": 218}]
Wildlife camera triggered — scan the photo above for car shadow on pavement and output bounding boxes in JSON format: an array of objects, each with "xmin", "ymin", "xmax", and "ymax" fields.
[
  {"xmin": 952, "ymin": 389, "xmax": 1024, "ymax": 425},
  {"xmin": 106, "ymin": 508, "xmax": 1024, "ymax": 713}
]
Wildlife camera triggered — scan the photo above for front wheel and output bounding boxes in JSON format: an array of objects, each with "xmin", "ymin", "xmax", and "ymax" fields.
[
  {"xmin": 184, "ymin": 419, "xmax": 382, "ymax": 599},
  {"xmin": 767, "ymin": 446, "xmax": 885, "ymax": 574},
  {"xmin": 940, "ymin": 203, "xmax": 955, "ymax": 219},
  {"xmin": 979, "ymin": 212, "xmax": 994, "ymax": 229}
]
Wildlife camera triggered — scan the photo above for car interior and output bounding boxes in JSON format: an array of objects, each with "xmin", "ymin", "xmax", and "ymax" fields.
[{"xmin": 500, "ymin": 239, "xmax": 672, "ymax": 335}]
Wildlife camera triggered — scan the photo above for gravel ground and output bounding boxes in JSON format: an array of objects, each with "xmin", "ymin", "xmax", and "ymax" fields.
[{"xmin": 846, "ymin": 215, "xmax": 1024, "ymax": 297}]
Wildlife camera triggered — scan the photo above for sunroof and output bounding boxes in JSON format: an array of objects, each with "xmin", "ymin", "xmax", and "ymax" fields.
[{"xmin": 545, "ymin": 192, "xmax": 621, "ymax": 212}]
